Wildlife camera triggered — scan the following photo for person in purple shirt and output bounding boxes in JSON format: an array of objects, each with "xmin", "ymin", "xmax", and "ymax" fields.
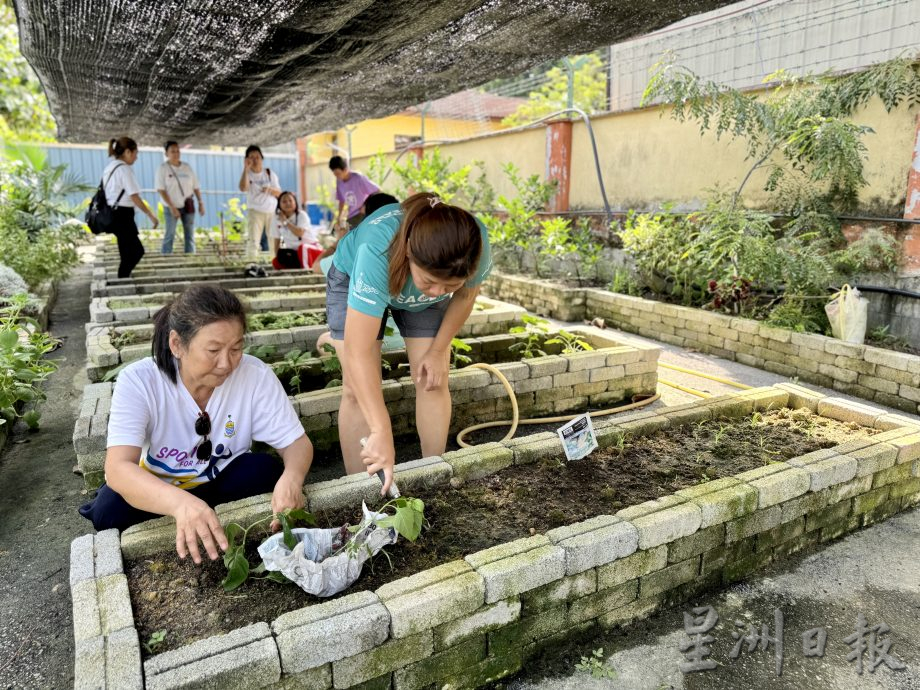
[{"xmin": 329, "ymin": 155, "xmax": 380, "ymax": 231}]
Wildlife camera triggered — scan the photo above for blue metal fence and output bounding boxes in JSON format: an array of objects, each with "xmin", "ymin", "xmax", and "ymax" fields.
[{"xmin": 42, "ymin": 144, "xmax": 298, "ymax": 229}]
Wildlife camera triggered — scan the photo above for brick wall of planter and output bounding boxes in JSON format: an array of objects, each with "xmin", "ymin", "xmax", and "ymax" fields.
[
  {"xmin": 88, "ymin": 286, "xmax": 328, "ymax": 324},
  {"xmin": 483, "ymin": 273, "xmax": 920, "ymax": 416},
  {"xmin": 91, "ymin": 270, "xmax": 325, "ymax": 298},
  {"xmin": 71, "ymin": 385, "xmax": 920, "ymax": 689},
  {"xmin": 73, "ymin": 330, "xmax": 657, "ymax": 488},
  {"xmin": 293, "ymin": 331, "xmax": 659, "ymax": 451}
]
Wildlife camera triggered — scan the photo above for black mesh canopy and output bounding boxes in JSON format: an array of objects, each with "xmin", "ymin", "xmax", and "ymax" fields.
[{"xmin": 14, "ymin": 0, "xmax": 735, "ymax": 145}]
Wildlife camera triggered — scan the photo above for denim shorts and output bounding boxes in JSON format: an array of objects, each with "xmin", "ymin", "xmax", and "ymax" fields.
[{"xmin": 326, "ymin": 263, "xmax": 449, "ymax": 340}]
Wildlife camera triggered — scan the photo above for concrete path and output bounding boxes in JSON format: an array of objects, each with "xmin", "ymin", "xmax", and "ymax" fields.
[{"xmin": 0, "ymin": 266, "xmax": 91, "ymax": 689}]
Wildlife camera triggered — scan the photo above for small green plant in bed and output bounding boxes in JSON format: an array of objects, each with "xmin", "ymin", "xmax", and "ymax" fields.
[
  {"xmin": 110, "ymin": 329, "xmax": 149, "ymax": 349},
  {"xmin": 545, "ymin": 329, "xmax": 593, "ymax": 354},
  {"xmin": 450, "ymin": 337, "xmax": 473, "ymax": 368},
  {"xmin": 247, "ymin": 310, "xmax": 325, "ymax": 331},
  {"xmin": 867, "ymin": 325, "xmax": 920, "ymax": 356},
  {"xmin": 509, "ymin": 315, "xmax": 593, "ymax": 358},
  {"xmin": 271, "ymin": 349, "xmax": 316, "ymax": 394},
  {"xmin": 509, "ymin": 314, "xmax": 550, "ymax": 359}
]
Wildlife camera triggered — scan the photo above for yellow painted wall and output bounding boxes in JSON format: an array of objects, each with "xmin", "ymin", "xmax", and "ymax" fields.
[
  {"xmin": 305, "ymin": 97, "xmax": 917, "ymax": 215},
  {"xmin": 306, "ymin": 114, "xmax": 506, "ymax": 163},
  {"xmin": 305, "ymin": 126, "xmax": 545, "ymax": 204},
  {"xmin": 568, "ymin": 97, "xmax": 917, "ymax": 214}
]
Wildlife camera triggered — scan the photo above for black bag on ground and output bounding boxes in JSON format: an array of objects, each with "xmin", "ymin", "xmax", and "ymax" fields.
[
  {"xmin": 275, "ymin": 247, "xmax": 301, "ymax": 269},
  {"xmin": 85, "ymin": 164, "xmax": 125, "ymax": 234}
]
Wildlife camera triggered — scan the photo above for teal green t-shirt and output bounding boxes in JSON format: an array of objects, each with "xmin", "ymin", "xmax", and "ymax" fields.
[{"xmin": 332, "ymin": 203, "xmax": 492, "ymax": 318}]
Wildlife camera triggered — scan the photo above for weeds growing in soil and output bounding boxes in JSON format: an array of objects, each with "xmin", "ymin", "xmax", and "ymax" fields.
[
  {"xmin": 576, "ymin": 648, "xmax": 617, "ymax": 680},
  {"xmin": 143, "ymin": 630, "xmax": 167, "ymax": 655}
]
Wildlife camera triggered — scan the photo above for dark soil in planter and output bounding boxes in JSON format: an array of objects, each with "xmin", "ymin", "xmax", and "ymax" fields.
[
  {"xmin": 866, "ymin": 332, "xmax": 920, "ymax": 357},
  {"xmin": 126, "ymin": 408, "xmax": 875, "ymax": 656},
  {"xmin": 274, "ymin": 332, "xmax": 581, "ymax": 393}
]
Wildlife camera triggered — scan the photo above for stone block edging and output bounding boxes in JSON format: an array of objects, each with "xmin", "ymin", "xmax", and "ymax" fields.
[{"xmin": 71, "ymin": 384, "xmax": 920, "ymax": 689}]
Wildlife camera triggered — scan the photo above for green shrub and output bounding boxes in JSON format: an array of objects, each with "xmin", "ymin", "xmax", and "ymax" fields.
[
  {"xmin": 0, "ymin": 148, "xmax": 90, "ymax": 289},
  {"xmin": 0, "ymin": 295, "xmax": 58, "ymax": 428}
]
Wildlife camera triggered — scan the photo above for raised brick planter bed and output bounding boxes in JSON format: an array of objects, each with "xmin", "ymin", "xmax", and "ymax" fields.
[
  {"xmin": 91, "ymin": 269, "xmax": 326, "ymax": 298},
  {"xmin": 83, "ymin": 297, "xmax": 526, "ymax": 382},
  {"xmin": 70, "ymin": 385, "xmax": 920, "ymax": 689},
  {"xmin": 88, "ymin": 287, "xmax": 329, "ymax": 325},
  {"xmin": 293, "ymin": 330, "xmax": 658, "ymax": 450},
  {"xmin": 74, "ymin": 300, "xmax": 532, "ymax": 486},
  {"xmin": 483, "ymin": 272, "xmax": 920, "ymax": 416}
]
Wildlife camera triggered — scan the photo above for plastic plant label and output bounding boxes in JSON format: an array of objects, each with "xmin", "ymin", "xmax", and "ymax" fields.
[{"xmin": 557, "ymin": 413, "xmax": 598, "ymax": 461}]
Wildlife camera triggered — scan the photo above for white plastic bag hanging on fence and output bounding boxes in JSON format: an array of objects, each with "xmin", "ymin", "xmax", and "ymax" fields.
[
  {"xmin": 257, "ymin": 503, "xmax": 397, "ymax": 597},
  {"xmin": 824, "ymin": 284, "xmax": 868, "ymax": 344}
]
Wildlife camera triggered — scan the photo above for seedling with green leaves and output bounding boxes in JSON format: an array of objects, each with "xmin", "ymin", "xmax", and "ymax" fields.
[
  {"xmin": 450, "ymin": 337, "xmax": 472, "ymax": 368},
  {"xmin": 221, "ymin": 498, "xmax": 426, "ymax": 593},
  {"xmin": 575, "ymin": 648, "xmax": 617, "ymax": 680},
  {"xmin": 272, "ymin": 348, "xmax": 314, "ymax": 393},
  {"xmin": 0, "ymin": 296, "xmax": 58, "ymax": 429},
  {"xmin": 143, "ymin": 630, "xmax": 167, "ymax": 655},
  {"xmin": 508, "ymin": 314, "xmax": 550, "ymax": 359},
  {"xmin": 545, "ymin": 329, "xmax": 593, "ymax": 354},
  {"xmin": 222, "ymin": 508, "xmax": 317, "ymax": 591}
]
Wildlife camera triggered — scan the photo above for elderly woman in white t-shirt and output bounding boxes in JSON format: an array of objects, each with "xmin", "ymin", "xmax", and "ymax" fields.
[
  {"xmin": 102, "ymin": 137, "xmax": 159, "ymax": 277},
  {"xmin": 79, "ymin": 284, "xmax": 314, "ymax": 563}
]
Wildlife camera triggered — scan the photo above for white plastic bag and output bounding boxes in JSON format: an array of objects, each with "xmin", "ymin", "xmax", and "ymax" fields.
[
  {"xmin": 824, "ymin": 284, "xmax": 868, "ymax": 344},
  {"xmin": 257, "ymin": 502, "xmax": 397, "ymax": 597}
]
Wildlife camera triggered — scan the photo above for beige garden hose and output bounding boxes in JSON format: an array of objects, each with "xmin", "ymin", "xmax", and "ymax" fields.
[
  {"xmin": 455, "ymin": 360, "xmax": 750, "ymax": 448},
  {"xmin": 455, "ymin": 362, "xmax": 660, "ymax": 448}
]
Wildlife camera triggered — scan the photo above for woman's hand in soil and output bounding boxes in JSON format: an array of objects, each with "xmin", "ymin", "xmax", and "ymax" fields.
[
  {"xmin": 416, "ymin": 345, "xmax": 449, "ymax": 392},
  {"xmin": 360, "ymin": 431, "xmax": 396, "ymax": 496},
  {"xmin": 174, "ymin": 496, "xmax": 227, "ymax": 564},
  {"xmin": 269, "ymin": 470, "xmax": 306, "ymax": 532}
]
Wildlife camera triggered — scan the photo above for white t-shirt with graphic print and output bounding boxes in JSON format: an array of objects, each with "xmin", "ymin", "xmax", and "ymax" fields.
[
  {"xmin": 107, "ymin": 354, "xmax": 304, "ymax": 489},
  {"xmin": 245, "ymin": 168, "xmax": 281, "ymax": 214}
]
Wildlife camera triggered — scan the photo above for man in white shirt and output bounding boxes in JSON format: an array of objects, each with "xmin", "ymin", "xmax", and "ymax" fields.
[{"xmin": 155, "ymin": 141, "xmax": 204, "ymax": 254}]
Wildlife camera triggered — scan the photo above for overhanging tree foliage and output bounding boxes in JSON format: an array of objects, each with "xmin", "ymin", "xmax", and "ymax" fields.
[
  {"xmin": 502, "ymin": 53, "xmax": 607, "ymax": 127},
  {"xmin": 641, "ymin": 54, "xmax": 920, "ymax": 210},
  {"xmin": 0, "ymin": 5, "xmax": 56, "ymax": 142}
]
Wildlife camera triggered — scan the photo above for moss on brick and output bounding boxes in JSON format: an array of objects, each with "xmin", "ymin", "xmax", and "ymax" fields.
[
  {"xmin": 667, "ymin": 524, "xmax": 726, "ymax": 563},
  {"xmin": 756, "ymin": 516, "xmax": 805, "ymax": 552},
  {"xmin": 774, "ymin": 530, "xmax": 821, "ymax": 559},
  {"xmin": 487, "ymin": 604, "xmax": 568, "ymax": 659},
  {"xmin": 521, "ymin": 571, "xmax": 596, "ymax": 616},
  {"xmin": 805, "ymin": 501, "xmax": 851, "ymax": 533},
  {"xmin": 639, "ymin": 558, "xmax": 700, "ymax": 599},
  {"xmin": 393, "ymin": 636, "xmax": 486, "ymax": 690},
  {"xmin": 852, "ymin": 486, "xmax": 891, "ymax": 515},
  {"xmin": 568, "ymin": 580, "xmax": 639, "ymax": 625},
  {"xmin": 863, "ymin": 498, "xmax": 903, "ymax": 526},
  {"xmin": 723, "ymin": 550, "xmax": 772, "ymax": 584}
]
